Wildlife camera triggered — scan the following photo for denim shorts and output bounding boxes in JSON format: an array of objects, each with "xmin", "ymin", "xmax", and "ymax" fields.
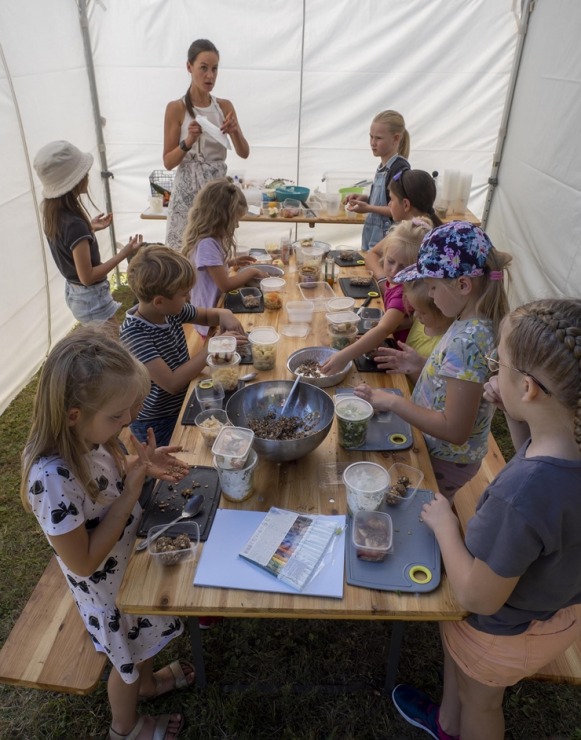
[
  {"xmin": 130, "ymin": 416, "xmax": 178, "ymax": 447},
  {"xmin": 65, "ymin": 280, "xmax": 120, "ymax": 323}
]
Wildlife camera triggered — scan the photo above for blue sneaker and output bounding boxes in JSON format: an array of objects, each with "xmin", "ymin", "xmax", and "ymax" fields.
[{"xmin": 391, "ymin": 684, "xmax": 458, "ymax": 740}]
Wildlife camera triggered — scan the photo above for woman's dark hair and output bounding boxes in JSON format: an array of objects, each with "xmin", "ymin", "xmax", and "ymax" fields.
[
  {"xmin": 185, "ymin": 39, "xmax": 220, "ymax": 118},
  {"xmin": 390, "ymin": 169, "xmax": 443, "ymax": 226}
]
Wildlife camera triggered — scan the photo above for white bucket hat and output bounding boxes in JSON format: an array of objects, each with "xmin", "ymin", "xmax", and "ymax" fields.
[{"xmin": 33, "ymin": 140, "xmax": 94, "ymax": 199}]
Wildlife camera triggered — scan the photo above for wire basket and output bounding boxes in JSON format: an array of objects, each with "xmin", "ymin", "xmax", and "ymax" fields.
[{"xmin": 149, "ymin": 170, "xmax": 175, "ymax": 202}]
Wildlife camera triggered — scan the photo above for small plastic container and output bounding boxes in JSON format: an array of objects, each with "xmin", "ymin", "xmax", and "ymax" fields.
[
  {"xmin": 298, "ymin": 281, "xmax": 335, "ymax": 309},
  {"xmin": 385, "ymin": 463, "xmax": 424, "ymax": 508},
  {"xmin": 327, "ymin": 296, "xmax": 355, "ymax": 313},
  {"xmin": 195, "ymin": 378, "xmax": 225, "ymax": 411},
  {"xmin": 335, "ymin": 396, "xmax": 374, "ymax": 449},
  {"xmin": 326, "ymin": 311, "xmax": 360, "ymax": 334},
  {"xmin": 280, "ymin": 198, "xmax": 303, "ymax": 217},
  {"xmin": 352, "ymin": 510, "xmax": 393, "ymax": 562},
  {"xmin": 328, "ymin": 326, "xmax": 358, "ymax": 351},
  {"xmin": 248, "ymin": 326, "xmax": 280, "ymax": 371},
  {"xmin": 298, "ymin": 264, "xmax": 321, "ymax": 285},
  {"xmin": 207, "ymin": 335, "xmax": 237, "ymax": 364},
  {"xmin": 260, "ymin": 277, "xmax": 286, "ymax": 310},
  {"xmin": 147, "ymin": 521, "xmax": 200, "ymax": 567},
  {"xmin": 214, "ymin": 448, "xmax": 259, "ymax": 502},
  {"xmin": 280, "ymin": 323, "xmax": 310, "ymax": 338},
  {"xmin": 239, "ymin": 286, "xmax": 263, "ymax": 309},
  {"xmin": 349, "ymin": 269, "xmax": 374, "ymax": 288},
  {"xmin": 286, "ymin": 300, "xmax": 315, "ymax": 324},
  {"xmin": 194, "ymin": 408, "xmax": 231, "ymax": 448},
  {"xmin": 212, "ymin": 426, "xmax": 255, "ymax": 470},
  {"xmin": 206, "ymin": 352, "xmax": 241, "ymax": 392},
  {"xmin": 343, "ymin": 461, "xmax": 390, "ymax": 515}
]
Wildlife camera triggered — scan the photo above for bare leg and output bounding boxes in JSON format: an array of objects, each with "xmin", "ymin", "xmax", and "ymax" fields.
[
  {"xmin": 438, "ymin": 625, "xmax": 461, "ymax": 737},
  {"xmin": 456, "ymin": 668, "xmax": 506, "ymax": 740}
]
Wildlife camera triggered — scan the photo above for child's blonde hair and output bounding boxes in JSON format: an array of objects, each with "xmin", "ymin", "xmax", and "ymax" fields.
[
  {"xmin": 20, "ymin": 328, "xmax": 141, "ymax": 511},
  {"xmin": 182, "ymin": 178, "xmax": 247, "ymax": 262},
  {"xmin": 403, "ymin": 279, "xmax": 445, "ymax": 320},
  {"xmin": 128, "ymin": 244, "xmax": 195, "ymax": 303},
  {"xmin": 382, "ymin": 217, "xmax": 432, "ymax": 267},
  {"xmin": 373, "ymin": 110, "xmax": 410, "ymax": 159},
  {"xmin": 504, "ymin": 299, "xmax": 581, "ymax": 450},
  {"xmin": 470, "ymin": 249, "xmax": 512, "ymax": 339}
]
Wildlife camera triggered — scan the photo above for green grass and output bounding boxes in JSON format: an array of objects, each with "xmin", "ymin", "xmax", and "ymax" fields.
[{"xmin": 0, "ymin": 291, "xmax": 580, "ymax": 739}]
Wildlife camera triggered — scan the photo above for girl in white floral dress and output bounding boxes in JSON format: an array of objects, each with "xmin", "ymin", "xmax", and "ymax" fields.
[{"xmin": 21, "ymin": 329, "xmax": 194, "ymax": 740}]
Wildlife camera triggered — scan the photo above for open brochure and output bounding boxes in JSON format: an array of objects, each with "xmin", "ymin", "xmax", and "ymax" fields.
[{"xmin": 239, "ymin": 507, "xmax": 341, "ymax": 591}]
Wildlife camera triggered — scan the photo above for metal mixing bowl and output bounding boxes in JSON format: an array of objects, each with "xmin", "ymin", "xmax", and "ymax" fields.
[
  {"xmin": 225, "ymin": 380, "xmax": 334, "ymax": 462},
  {"xmin": 287, "ymin": 346, "xmax": 352, "ymax": 388},
  {"xmin": 246, "ymin": 264, "xmax": 284, "ymax": 287}
]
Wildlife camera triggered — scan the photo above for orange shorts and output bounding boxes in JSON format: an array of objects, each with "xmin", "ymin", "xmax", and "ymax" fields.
[{"xmin": 442, "ymin": 605, "xmax": 580, "ymax": 687}]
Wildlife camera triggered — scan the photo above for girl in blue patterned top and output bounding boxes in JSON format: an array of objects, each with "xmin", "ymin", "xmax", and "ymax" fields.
[
  {"xmin": 21, "ymin": 328, "xmax": 194, "ymax": 740},
  {"xmin": 355, "ymin": 221, "xmax": 512, "ymax": 499}
]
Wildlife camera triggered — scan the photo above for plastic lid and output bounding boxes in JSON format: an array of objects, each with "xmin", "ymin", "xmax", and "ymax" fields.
[
  {"xmin": 211, "ymin": 425, "xmax": 254, "ymax": 459},
  {"xmin": 327, "ymin": 297, "xmax": 355, "ymax": 311},
  {"xmin": 208, "ymin": 335, "xmax": 237, "ymax": 354},
  {"xmin": 326, "ymin": 311, "xmax": 360, "ymax": 326},
  {"xmin": 335, "ymin": 396, "xmax": 374, "ymax": 422},
  {"xmin": 343, "ymin": 461, "xmax": 389, "ymax": 492},
  {"xmin": 260, "ymin": 277, "xmax": 286, "ymax": 291},
  {"xmin": 206, "ymin": 351, "xmax": 241, "ymax": 369},
  {"xmin": 248, "ymin": 326, "xmax": 280, "ymax": 345},
  {"xmin": 300, "ymin": 246, "xmax": 324, "ymax": 258},
  {"xmin": 280, "ymin": 323, "xmax": 310, "ymax": 337},
  {"xmin": 352, "ymin": 511, "xmax": 393, "ymax": 552}
]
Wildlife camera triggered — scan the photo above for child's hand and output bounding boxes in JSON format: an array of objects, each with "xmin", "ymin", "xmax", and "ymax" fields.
[
  {"xmin": 420, "ymin": 493, "xmax": 459, "ymax": 537},
  {"xmin": 219, "ymin": 312, "xmax": 245, "ymax": 336},
  {"xmin": 149, "ymin": 444, "xmax": 190, "ymax": 482},
  {"xmin": 352, "ymin": 383, "xmax": 393, "ymax": 411},
  {"xmin": 373, "ymin": 342, "xmax": 423, "ymax": 375},
  {"xmin": 348, "ymin": 199, "xmax": 369, "ymax": 214},
  {"xmin": 122, "ymin": 234, "xmax": 144, "ymax": 259},
  {"xmin": 483, "ymin": 375, "xmax": 506, "ymax": 412},
  {"xmin": 91, "ymin": 212, "xmax": 113, "ymax": 231},
  {"xmin": 230, "ymin": 255, "xmax": 257, "ymax": 269},
  {"xmin": 125, "ymin": 432, "xmax": 156, "ymax": 490},
  {"xmin": 320, "ymin": 352, "xmax": 349, "ymax": 377}
]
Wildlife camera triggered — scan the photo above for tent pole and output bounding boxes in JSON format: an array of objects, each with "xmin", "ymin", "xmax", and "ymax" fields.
[
  {"xmin": 77, "ymin": 0, "xmax": 120, "ymax": 284},
  {"xmin": 481, "ymin": 0, "xmax": 535, "ymax": 229}
]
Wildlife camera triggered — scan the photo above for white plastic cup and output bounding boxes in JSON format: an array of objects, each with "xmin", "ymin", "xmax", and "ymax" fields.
[
  {"xmin": 326, "ymin": 193, "xmax": 341, "ymax": 217},
  {"xmin": 214, "ymin": 449, "xmax": 259, "ymax": 502},
  {"xmin": 335, "ymin": 396, "xmax": 374, "ymax": 449},
  {"xmin": 343, "ymin": 461, "xmax": 390, "ymax": 515}
]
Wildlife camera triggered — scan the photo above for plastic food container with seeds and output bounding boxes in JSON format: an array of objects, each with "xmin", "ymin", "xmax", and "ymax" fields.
[
  {"xmin": 239, "ymin": 286, "xmax": 262, "ymax": 309},
  {"xmin": 207, "ymin": 335, "xmax": 237, "ymax": 364},
  {"xmin": 206, "ymin": 352, "xmax": 241, "ymax": 392},
  {"xmin": 212, "ymin": 425, "xmax": 255, "ymax": 470},
  {"xmin": 328, "ymin": 326, "xmax": 358, "ymax": 351},
  {"xmin": 352, "ymin": 510, "xmax": 393, "ymax": 562},
  {"xmin": 384, "ymin": 462, "xmax": 424, "ymax": 508},
  {"xmin": 326, "ymin": 311, "xmax": 360, "ymax": 334},
  {"xmin": 296, "ymin": 244, "xmax": 325, "ymax": 271},
  {"xmin": 335, "ymin": 395, "xmax": 374, "ymax": 449},
  {"xmin": 260, "ymin": 277, "xmax": 286, "ymax": 310},
  {"xmin": 147, "ymin": 521, "xmax": 200, "ymax": 567},
  {"xmin": 248, "ymin": 326, "xmax": 280, "ymax": 371},
  {"xmin": 343, "ymin": 461, "xmax": 390, "ymax": 515},
  {"xmin": 194, "ymin": 408, "xmax": 231, "ymax": 448}
]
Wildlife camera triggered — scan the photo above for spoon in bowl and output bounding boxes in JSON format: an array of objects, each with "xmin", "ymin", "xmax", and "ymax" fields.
[{"xmin": 136, "ymin": 492, "xmax": 204, "ymax": 552}]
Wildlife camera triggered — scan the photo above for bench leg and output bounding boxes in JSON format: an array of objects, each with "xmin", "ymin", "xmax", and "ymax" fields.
[
  {"xmin": 384, "ymin": 621, "xmax": 406, "ymax": 695},
  {"xmin": 186, "ymin": 617, "xmax": 207, "ymax": 689}
]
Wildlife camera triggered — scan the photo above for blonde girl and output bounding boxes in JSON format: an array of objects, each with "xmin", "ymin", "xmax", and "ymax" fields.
[
  {"xmin": 33, "ymin": 141, "xmax": 143, "ymax": 325},
  {"xmin": 182, "ymin": 178, "xmax": 267, "ymax": 336},
  {"xmin": 320, "ymin": 218, "xmax": 431, "ymax": 377},
  {"xmin": 345, "ymin": 110, "xmax": 410, "ymax": 251},
  {"xmin": 355, "ymin": 221, "xmax": 512, "ymax": 499},
  {"xmin": 21, "ymin": 329, "xmax": 194, "ymax": 740},
  {"xmin": 164, "ymin": 39, "xmax": 249, "ymax": 249},
  {"xmin": 393, "ymin": 299, "xmax": 581, "ymax": 740},
  {"xmin": 365, "ymin": 169, "xmax": 443, "ymax": 280}
]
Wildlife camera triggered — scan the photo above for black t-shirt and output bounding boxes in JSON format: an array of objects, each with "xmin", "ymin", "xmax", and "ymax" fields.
[{"xmin": 47, "ymin": 212, "xmax": 101, "ymax": 284}]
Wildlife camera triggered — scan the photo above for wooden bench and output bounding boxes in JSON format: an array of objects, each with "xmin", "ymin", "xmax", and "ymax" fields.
[
  {"xmin": 0, "ymin": 556, "xmax": 106, "ymax": 694},
  {"xmin": 454, "ymin": 434, "xmax": 581, "ymax": 686}
]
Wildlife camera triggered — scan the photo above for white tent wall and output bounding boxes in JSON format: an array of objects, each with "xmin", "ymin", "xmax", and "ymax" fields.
[
  {"xmin": 0, "ymin": 0, "xmax": 518, "ymax": 413},
  {"xmin": 485, "ymin": 0, "xmax": 581, "ymax": 306}
]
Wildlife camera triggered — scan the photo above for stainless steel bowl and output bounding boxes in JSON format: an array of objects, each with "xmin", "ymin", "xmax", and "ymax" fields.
[
  {"xmin": 225, "ymin": 380, "xmax": 334, "ymax": 462},
  {"xmin": 246, "ymin": 264, "xmax": 285, "ymax": 287},
  {"xmin": 287, "ymin": 346, "xmax": 352, "ymax": 388}
]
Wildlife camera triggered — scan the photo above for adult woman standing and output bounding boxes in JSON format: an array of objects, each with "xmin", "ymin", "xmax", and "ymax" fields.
[{"xmin": 163, "ymin": 39, "xmax": 249, "ymax": 249}]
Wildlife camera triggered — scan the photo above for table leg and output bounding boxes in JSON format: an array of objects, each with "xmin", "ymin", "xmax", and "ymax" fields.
[
  {"xmin": 186, "ymin": 617, "xmax": 207, "ymax": 689},
  {"xmin": 383, "ymin": 621, "xmax": 406, "ymax": 695}
]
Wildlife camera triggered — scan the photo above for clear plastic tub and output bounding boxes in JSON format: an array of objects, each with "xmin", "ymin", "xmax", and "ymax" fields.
[
  {"xmin": 239, "ymin": 286, "xmax": 263, "ymax": 309},
  {"xmin": 326, "ymin": 311, "xmax": 360, "ymax": 334},
  {"xmin": 298, "ymin": 281, "xmax": 336, "ymax": 309},
  {"xmin": 212, "ymin": 426, "xmax": 255, "ymax": 470},
  {"xmin": 385, "ymin": 463, "xmax": 424, "ymax": 508},
  {"xmin": 343, "ymin": 461, "xmax": 390, "ymax": 514},
  {"xmin": 195, "ymin": 378, "xmax": 225, "ymax": 411},
  {"xmin": 335, "ymin": 396, "xmax": 374, "ymax": 449},
  {"xmin": 206, "ymin": 352, "xmax": 241, "ymax": 392},
  {"xmin": 326, "ymin": 296, "xmax": 355, "ymax": 313},
  {"xmin": 328, "ymin": 326, "xmax": 358, "ymax": 351},
  {"xmin": 214, "ymin": 448, "xmax": 258, "ymax": 502},
  {"xmin": 207, "ymin": 335, "xmax": 237, "ymax": 364},
  {"xmin": 248, "ymin": 326, "xmax": 280, "ymax": 371},
  {"xmin": 194, "ymin": 408, "xmax": 231, "ymax": 448},
  {"xmin": 286, "ymin": 300, "xmax": 315, "ymax": 324},
  {"xmin": 147, "ymin": 521, "xmax": 200, "ymax": 567},
  {"xmin": 260, "ymin": 277, "xmax": 286, "ymax": 310},
  {"xmin": 352, "ymin": 510, "xmax": 393, "ymax": 562}
]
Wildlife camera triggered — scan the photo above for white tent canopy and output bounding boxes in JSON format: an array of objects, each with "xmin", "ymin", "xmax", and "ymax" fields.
[{"xmin": 1, "ymin": 0, "xmax": 579, "ymax": 413}]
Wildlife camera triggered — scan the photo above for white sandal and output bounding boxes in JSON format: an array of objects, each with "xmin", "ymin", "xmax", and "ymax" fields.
[
  {"xmin": 138, "ymin": 660, "xmax": 195, "ymax": 701},
  {"xmin": 109, "ymin": 713, "xmax": 184, "ymax": 740}
]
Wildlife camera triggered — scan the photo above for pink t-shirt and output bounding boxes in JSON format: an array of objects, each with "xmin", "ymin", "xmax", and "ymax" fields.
[
  {"xmin": 189, "ymin": 237, "xmax": 226, "ymax": 336},
  {"xmin": 383, "ymin": 282, "xmax": 410, "ymax": 344}
]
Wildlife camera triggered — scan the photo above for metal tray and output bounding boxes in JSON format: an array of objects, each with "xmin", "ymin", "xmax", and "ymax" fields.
[
  {"xmin": 345, "ymin": 489, "xmax": 440, "ymax": 593},
  {"xmin": 138, "ymin": 465, "xmax": 221, "ymax": 541},
  {"xmin": 181, "ymin": 380, "xmax": 245, "ymax": 425},
  {"xmin": 334, "ymin": 388, "xmax": 413, "ymax": 450},
  {"xmin": 338, "ymin": 276, "xmax": 380, "ymax": 299}
]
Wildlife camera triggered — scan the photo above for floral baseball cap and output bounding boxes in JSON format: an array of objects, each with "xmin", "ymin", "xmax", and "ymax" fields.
[{"xmin": 393, "ymin": 221, "xmax": 494, "ymax": 283}]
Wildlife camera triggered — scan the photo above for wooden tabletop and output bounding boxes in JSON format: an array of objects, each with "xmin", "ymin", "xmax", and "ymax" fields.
[{"xmin": 118, "ymin": 261, "xmax": 466, "ymax": 622}]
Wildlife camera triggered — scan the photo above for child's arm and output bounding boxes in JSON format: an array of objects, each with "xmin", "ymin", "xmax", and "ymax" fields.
[
  {"xmin": 421, "ymin": 493, "xmax": 519, "ymax": 614},
  {"xmin": 205, "ymin": 263, "xmax": 268, "ymax": 292},
  {"xmin": 484, "ymin": 376, "xmax": 530, "ymax": 450},
  {"xmin": 72, "ymin": 236, "xmax": 143, "ymax": 286},
  {"xmin": 372, "ymin": 341, "xmax": 426, "ymax": 383},
  {"xmin": 355, "ymin": 375, "xmax": 483, "ymax": 446},
  {"xmin": 349, "ymin": 200, "xmax": 392, "ymax": 219},
  {"xmin": 193, "ymin": 306, "xmax": 245, "ymax": 336},
  {"xmin": 320, "ymin": 309, "xmax": 405, "ymax": 376},
  {"xmin": 145, "ymin": 349, "xmax": 209, "ymax": 396}
]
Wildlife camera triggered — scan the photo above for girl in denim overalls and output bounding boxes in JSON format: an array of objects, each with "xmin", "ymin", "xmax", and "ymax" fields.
[{"xmin": 346, "ymin": 110, "xmax": 410, "ymax": 251}]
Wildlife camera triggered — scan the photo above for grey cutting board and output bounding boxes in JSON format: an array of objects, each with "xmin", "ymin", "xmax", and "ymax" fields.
[
  {"xmin": 334, "ymin": 388, "xmax": 413, "ymax": 451},
  {"xmin": 345, "ymin": 489, "xmax": 440, "ymax": 593}
]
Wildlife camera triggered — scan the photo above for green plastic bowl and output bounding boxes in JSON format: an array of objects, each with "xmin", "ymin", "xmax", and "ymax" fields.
[
  {"xmin": 339, "ymin": 186, "xmax": 365, "ymax": 198},
  {"xmin": 275, "ymin": 185, "xmax": 310, "ymax": 205}
]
